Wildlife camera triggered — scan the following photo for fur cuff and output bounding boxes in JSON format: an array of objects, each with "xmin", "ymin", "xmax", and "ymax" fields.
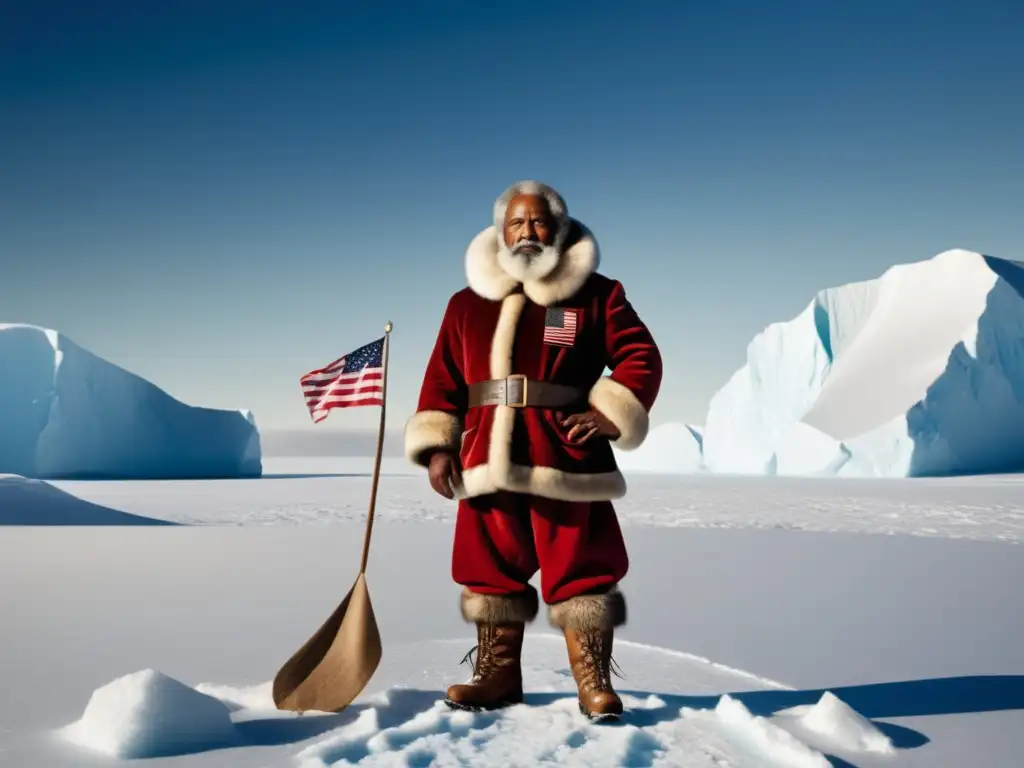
[
  {"xmin": 589, "ymin": 377, "xmax": 649, "ymax": 451},
  {"xmin": 404, "ymin": 410, "xmax": 462, "ymax": 467},
  {"xmin": 460, "ymin": 586, "xmax": 539, "ymax": 624},
  {"xmin": 548, "ymin": 588, "xmax": 626, "ymax": 632}
]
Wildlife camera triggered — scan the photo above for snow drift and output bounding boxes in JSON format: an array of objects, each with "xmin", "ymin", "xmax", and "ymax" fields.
[
  {"xmin": 701, "ymin": 249, "xmax": 1024, "ymax": 477},
  {"xmin": 0, "ymin": 324, "xmax": 261, "ymax": 479},
  {"xmin": 61, "ymin": 669, "xmax": 235, "ymax": 758},
  {"xmin": 785, "ymin": 691, "xmax": 895, "ymax": 754},
  {"xmin": 0, "ymin": 474, "xmax": 172, "ymax": 525}
]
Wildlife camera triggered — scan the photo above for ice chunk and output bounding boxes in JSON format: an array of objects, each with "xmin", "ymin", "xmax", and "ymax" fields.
[
  {"xmin": 0, "ymin": 323, "xmax": 261, "ymax": 479},
  {"xmin": 799, "ymin": 691, "xmax": 895, "ymax": 754},
  {"xmin": 772, "ymin": 422, "xmax": 851, "ymax": 476},
  {"xmin": 60, "ymin": 669, "xmax": 235, "ymax": 758},
  {"xmin": 615, "ymin": 422, "xmax": 704, "ymax": 473},
  {"xmin": 702, "ymin": 250, "xmax": 1024, "ymax": 477},
  {"xmin": 703, "ymin": 300, "xmax": 834, "ymax": 474}
]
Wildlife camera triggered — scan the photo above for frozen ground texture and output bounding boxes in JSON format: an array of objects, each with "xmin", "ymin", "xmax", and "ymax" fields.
[
  {"xmin": 701, "ymin": 250, "xmax": 1024, "ymax": 477},
  {"xmin": 3, "ymin": 523, "xmax": 1022, "ymax": 767},
  {"xmin": 41, "ymin": 456, "xmax": 1024, "ymax": 543},
  {"xmin": 0, "ymin": 323, "xmax": 261, "ymax": 479}
]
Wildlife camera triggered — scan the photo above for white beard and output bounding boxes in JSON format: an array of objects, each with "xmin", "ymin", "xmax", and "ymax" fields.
[{"xmin": 496, "ymin": 242, "xmax": 561, "ymax": 283}]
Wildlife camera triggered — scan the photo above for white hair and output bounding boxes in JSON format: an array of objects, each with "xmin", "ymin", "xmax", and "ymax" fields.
[
  {"xmin": 491, "ymin": 181, "xmax": 574, "ymax": 284},
  {"xmin": 492, "ymin": 180, "xmax": 571, "ymax": 242}
]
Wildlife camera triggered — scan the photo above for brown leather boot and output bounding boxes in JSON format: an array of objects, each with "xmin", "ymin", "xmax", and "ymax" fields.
[
  {"xmin": 444, "ymin": 586, "xmax": 538, "ymax": 711},
  {"xmin": 549, "ymin": 588, "xmax": 626, "ymax": 721}
]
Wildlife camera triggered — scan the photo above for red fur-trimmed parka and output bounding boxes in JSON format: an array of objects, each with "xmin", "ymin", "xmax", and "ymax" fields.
[{"xmin": 405, "ymin": 218, "xmax": 662, "ymax": 502}]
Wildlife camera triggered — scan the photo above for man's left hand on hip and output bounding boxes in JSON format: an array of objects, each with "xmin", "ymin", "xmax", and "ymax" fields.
[{"xmin": 561, "ymin": 410, "xmax": 620, "ymax": 444}]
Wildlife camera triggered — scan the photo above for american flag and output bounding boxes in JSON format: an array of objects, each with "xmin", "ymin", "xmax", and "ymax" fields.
[
  {"xmin": 543, "ymin": 307, "xmax": 578, "ymax": 347},
  {"xmin": 300, "ymin": 337, "xmax": 385, "ymax": 423}
]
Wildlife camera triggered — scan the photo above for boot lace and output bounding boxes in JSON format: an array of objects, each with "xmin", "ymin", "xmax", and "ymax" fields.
[
  {"xmin": 460, "ymin": 624, "xmax": 498, "ymax": 681},
  {"xmin": 577, "ymin": 629, "xmax": 625, "ymax": 692},
  {"xmin": 461, "ymin": 644, "xmax": 495, "ymax": 681}
]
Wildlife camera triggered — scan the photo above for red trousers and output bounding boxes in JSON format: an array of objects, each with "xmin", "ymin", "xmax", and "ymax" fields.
[{"xmin": 451, "ymin": 491, "xmax": 630, "ymax": 605}]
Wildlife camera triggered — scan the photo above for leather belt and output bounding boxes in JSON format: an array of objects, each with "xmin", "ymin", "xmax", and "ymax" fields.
[{"xmin": 467, "ymin": 375, "xmax": 583, "ymax": 409}]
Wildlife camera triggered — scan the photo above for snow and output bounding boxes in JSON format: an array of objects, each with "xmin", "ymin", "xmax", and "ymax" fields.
[
  {"xmin": 684, "ymin": 695, "xmax": 832, "ymax": 768},
  {"xmin": 2, "ymin": 459, "xmax": 1023, "ymax": 767},
  {"xmin": 0, "ymin": 473, "xmax": 172, "ymax": 525},
  {"xmin": 211, "ymin": 638, "xmax": 804, "ymax": 768},
  {"xmin": 34, "ymin": 456, "xmax": 1024, "ymax": 542},
  {"xmin": 0, "ymin": 323, "xmax": 262, "ymax": 479},
  {"xmin": 781, "ymin": 691, "xmax": 896, "ymax": 754},
  {"xmin": 61, "ymin": 669, "xmax": 235, "ymax": 758},
  {"xmin": 701, "ymin": 250, "xmax": 1024, "ymax": 477},
  {"xmin": 614, "ymin": 422, "xmax": 704, "ymax": 473}
]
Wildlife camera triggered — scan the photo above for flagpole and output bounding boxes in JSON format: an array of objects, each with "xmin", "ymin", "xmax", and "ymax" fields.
[{"xmin": 358, "ymin": 321, "xmax": 391, "ymax": 575}]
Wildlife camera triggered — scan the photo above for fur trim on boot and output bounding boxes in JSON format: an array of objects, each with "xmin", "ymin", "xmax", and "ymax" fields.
[
  {"xmin": 548, "ymin": 588, "xmax": 626, "ymax": 632},
  {"xmin": 460, "ymin": 586, "xmax": 539, "ymax": 624}
]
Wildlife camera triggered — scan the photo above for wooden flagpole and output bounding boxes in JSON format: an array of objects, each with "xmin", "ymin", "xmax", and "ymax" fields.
[{"xmin": 359, "ymin": 320, "xmax": 391, "ymax": 574}]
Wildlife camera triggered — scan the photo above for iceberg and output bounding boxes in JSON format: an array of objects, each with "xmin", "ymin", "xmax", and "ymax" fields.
[
  {"xmin": 701, "ymin": 249, "xmax": 1024, "ymax": 477},
  {"xmin": 615, "ymin": 422, "xmax": 704, "ymax": 473},
  {"xmin": 0, "ymin": 324, "xmax": 261, "ymax": 479}
]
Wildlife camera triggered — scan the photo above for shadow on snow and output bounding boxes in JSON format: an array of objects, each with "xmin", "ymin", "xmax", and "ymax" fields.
[
  {"xmin": 0, "ymin": 479, "xmax": 174, "ymax": 526},
  {"xmin": 113, "ymin": 673, "xmax": 1024, "ymax": 766}
]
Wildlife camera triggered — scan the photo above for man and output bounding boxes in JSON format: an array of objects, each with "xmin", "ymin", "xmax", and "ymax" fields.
[{"xmin": 404, "ymin": 180, "xmax": 662, "ymax": 721}]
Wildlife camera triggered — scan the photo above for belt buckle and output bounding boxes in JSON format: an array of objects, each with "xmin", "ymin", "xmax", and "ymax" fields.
[{"xmin": 504, "ymin": 374, "xmax": 528, "ymax": 408}]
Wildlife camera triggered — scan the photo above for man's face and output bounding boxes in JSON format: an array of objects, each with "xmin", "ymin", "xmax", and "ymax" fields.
[{"xmin": 503, "ymin": 194, "xmax": 556, "ymax": 257}]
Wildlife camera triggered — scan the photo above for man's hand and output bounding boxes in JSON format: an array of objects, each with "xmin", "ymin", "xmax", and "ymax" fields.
[
  {"xmin": 428, "ymin": 450, "xmax": 462, "ymax": 499},
  {"xmin": 561, "ymin": 409, "xmax": 620, "ymax": 444}
]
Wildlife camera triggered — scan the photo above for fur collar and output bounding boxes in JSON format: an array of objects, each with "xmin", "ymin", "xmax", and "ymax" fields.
[{"xmin": 464, "ymin": 219, "xmax": 600, "ymax": 306}]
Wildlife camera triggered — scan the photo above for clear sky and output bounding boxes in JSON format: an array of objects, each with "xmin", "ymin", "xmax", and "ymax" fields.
[{"xmin": 3, "ymin": 0, "xmax": 1023, "ymax": 433}]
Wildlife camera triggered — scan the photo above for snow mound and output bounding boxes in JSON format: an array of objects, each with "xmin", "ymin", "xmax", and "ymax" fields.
[
  {"xmin": 615, "ymin": 422, "xmax": 704, "ymax": 473},
  {"xmin": 702, "ymin": 250, "xmax": 1024, "ymax": 477},
  {"xmin": 682, "ymin": 694, "xmax": 832, "ymax": 768},
  {"xmin": 0, "ymin": 323, "xmax": 261, "ymax": 479},
  {"xmin": 788, "ymin": 691, "xmax": 896, "ymax": 754},
  {"xmin": 61, "ymin": 669, "xmax": 235, "ymax": 758},
  {"xmin": 0, "ymin": 473, "xmax": 172, "ymax": 525}
]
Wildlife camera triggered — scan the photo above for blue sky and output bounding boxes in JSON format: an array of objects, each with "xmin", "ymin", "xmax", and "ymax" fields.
[{"xmin": 3, "ymin": 0, "xmax": 1022, "ymax": 432}]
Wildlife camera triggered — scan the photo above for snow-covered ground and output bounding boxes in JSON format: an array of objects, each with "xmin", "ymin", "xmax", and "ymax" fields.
[
  {"xmin": 2, "ymin": 457, "xmax": 1023, "ymax": 766},
  {"xmin": 40, "ymin": 456, "xmax": 1024, "ymax": 542}
]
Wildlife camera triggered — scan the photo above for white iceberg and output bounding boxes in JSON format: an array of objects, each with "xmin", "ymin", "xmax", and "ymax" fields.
[
  {"xmin": 0, "ymin": 323, "xmax": 261, "ymax": 479},
  {"xmin": 701, "ymin": 249, "xmax": 1024, "ymax": 477},
  {"xmin": 615, "ymin": 422, "xmax": 704, "ymax": 473}
]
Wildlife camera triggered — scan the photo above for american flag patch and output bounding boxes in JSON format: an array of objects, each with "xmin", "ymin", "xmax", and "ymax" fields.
[{"xmin": 543, "ymin": 307, "xmax": 579, "ymax": 347}]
